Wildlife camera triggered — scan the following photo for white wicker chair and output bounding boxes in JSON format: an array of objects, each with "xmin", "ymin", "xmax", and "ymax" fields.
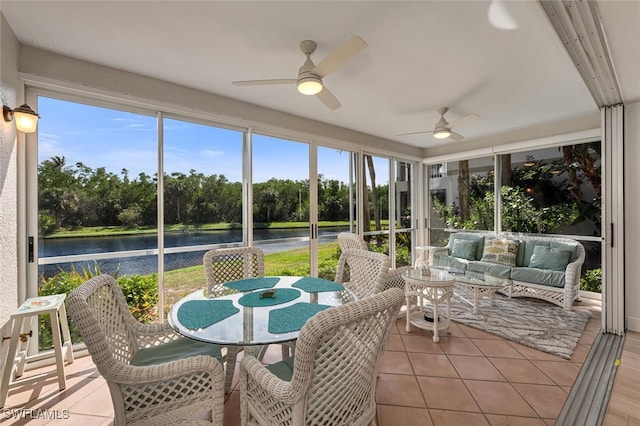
[
  {"xmin": 203, "ymin": 247, "xmax": 265, "ymax": 298},
  {"xmin": 384, "ymin": 266, "xmax": 415, "ymax": 319},
  {"xmin": 337, "ymin": 232, "xmax": 369, "ymax": 251},
  {"xmin": 239, "ymin": 287, "xmax": 404, "ymax": 426},
  {"xmin": 203, "ymin": 246, "xmax": 266, "ymax": 392},
  {"xmin": 66, "ymin": 274, "xmax": 224, "ymax": 426},
  {"xmin": 334, "ymin": 248, "xmax": 390, "ymax": 299}
]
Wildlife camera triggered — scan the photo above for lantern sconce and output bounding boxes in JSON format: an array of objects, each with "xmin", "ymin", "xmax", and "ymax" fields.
[{"xmin": 3, "ymin": 104, "xmax": 40, "ymax": 133}]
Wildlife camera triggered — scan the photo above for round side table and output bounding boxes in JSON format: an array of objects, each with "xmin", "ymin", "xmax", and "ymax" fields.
[{"xmin": 403, "ymin": 268, "xmax": 455, "ymax": 343}]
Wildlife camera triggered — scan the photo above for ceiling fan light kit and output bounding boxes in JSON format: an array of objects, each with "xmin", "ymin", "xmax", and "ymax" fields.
[
  {"xmin": 232, "ymin": 36, "xmax": 367, "ymax": 110},
  {"xmin": 297, "ymin": 76, "xmax": 323, "ymax": 95},
  {"xmin": 433, "ymin": 128, "xmax": 451, "ymax": 139}
]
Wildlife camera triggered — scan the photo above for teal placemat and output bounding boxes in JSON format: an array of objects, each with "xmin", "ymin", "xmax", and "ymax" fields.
[
  {"xmin": 292, "ymin": 277, "xmax": 345, "ymax": 293},
  {"xmin": 238, "ymin": 288, "xmax": 301, "ymax": 307},
  {"xmin": 224, "ymin": 277, "xmax": 280, "ymax": 292},
  {"xmin": 269, "ymin": 302, "xmax": 332, "ymax": 334},
  {"xmin": 177, "ymin": 299, "xmax": 239, "ymax": 330}
]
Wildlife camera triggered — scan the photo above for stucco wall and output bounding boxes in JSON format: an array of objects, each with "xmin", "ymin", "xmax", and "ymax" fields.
[
  {"xmin": 0, "ymin": 13, "xmax": 19, "ymax": 324},
  {"xmin": 624, "ymin": 101, "xmax": 640, "ymax": 331},
  {"xmin": 0, "ymin": 12, "xmax": 20, "ymax": 357}
]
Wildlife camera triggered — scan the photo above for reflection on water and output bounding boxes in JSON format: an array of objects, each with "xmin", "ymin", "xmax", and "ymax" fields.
[{"xmin": 38, "ymin": 227, "xmax": 348, "ymax": 278}]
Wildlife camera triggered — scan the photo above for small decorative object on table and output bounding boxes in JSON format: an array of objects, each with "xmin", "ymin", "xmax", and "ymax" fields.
[{"xmin": 259, "ymin": 289, "xmax": 277, "ymax": 299}]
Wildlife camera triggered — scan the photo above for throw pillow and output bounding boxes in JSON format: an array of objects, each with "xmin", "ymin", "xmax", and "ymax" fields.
[
  {"xmin": 529, "ymin": 246, "xmax": 572, "ymax": 271},
  {"xmin": 451, "ymin": 239, "xmax": 477, "ymax": 261},
  {"xmin": 480, "ymin": 238, "xmax": 519, "ymax": 267}
]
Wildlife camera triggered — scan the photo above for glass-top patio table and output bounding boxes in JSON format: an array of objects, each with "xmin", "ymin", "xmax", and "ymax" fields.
[
  {"xmin": 167, "ymin": 276, "xmax": 356, "ymax": 352},
  {"xmin": 430, "ymin": 267, "xmax": 513, "ymax": 314}
]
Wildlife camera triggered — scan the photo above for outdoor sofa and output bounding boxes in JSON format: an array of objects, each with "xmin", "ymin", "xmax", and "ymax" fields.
[{"xmin": 427, "ymin": 232, "xmax": 586, "ymax": 311}]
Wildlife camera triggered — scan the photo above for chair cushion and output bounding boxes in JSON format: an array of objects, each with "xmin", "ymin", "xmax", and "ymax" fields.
[
  {"xmin": 131, "ymin": 336, "xmax": 223, "ymax": 366},
  {"xmin": 451, "ymin": 239, "xmax": 477, "ymax": 261},
  {"xmin": 265, "ymin": 356, "xmax": 295, "ymax": 381},
  {"xmin": 528, "ymin": 246, "xmax": 572, "ymax": 271},
  {"xmin": 466, "ymin": 261, "xmax": 512, "ymax": 278},
  {"xmin": 510, "ymin": 267, "xmax": 566, "ymax": 288}
]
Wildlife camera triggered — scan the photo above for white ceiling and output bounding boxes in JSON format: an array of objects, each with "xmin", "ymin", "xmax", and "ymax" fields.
[{"xmin": 1, "ymin": 1, "xmax": 638, "ymax": 149}]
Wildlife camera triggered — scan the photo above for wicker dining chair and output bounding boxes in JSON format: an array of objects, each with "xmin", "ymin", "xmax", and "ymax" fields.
[
  {"xmin": 203, "ymin": 246, "xmax": 267, "ymax": 392},
  {"xmin": 203, "ymin": 246, "xmax": 265, "ymax": 298},
  {"xmin": 66, "ymin": 274, "xmax": 224, "ymax": 426},
  {"xmin": 337, "ymin": 232, "xmax": 369, "ymax": 252},
  {"xmin": 239, "ymin": 287, "xmax": 404, "ymax": 426},
  {"xmin": 334, "ymin": 248, "xmax": 391, "ymax": 299}
]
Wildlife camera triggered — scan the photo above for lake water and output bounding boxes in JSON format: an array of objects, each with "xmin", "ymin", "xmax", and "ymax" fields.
[{"xmin": 38, "ymin": 227, "xmax": 349, "ymax": 278}]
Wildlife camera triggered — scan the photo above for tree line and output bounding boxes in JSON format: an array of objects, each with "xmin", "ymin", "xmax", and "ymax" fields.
[{"xmin": 38, "ymin": 156, "xmax": 390, "ymax": 234}]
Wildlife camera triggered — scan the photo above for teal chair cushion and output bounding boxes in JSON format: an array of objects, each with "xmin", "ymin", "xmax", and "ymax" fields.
[
  {"xmin": 131, "ymin": 336, "xmax": 223, "ymax": 366},
  {"xmin": 265, "ymin": 356, "xmax": 295, "ymax": 381}
]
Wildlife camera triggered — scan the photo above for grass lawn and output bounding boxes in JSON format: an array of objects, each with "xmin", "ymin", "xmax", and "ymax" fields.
[{"xmin": 163, "ymin": 241, "xmax": 340, "ymax": 307}]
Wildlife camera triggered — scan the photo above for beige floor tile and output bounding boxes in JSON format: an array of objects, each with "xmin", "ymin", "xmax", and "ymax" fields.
[
  {"xmin": 408, "ymin": 353, "xmax": 459, "ymax": 378},
  {"xmin": 458, "ymin": 324, "xmax": 503, "ymax": 340},
  {"xmin": 512, "ymin": 383, "xmax": 567, "ymax": 419},
  {"xmin": 223, "ymin": 391, "xmax": 241, "ymax": 426},
  {"xmin": 8, "ymin": 300, "xmax": 640, "ymax": 426},
  {"xmin": 66, "ymin": 378, "xmax": 114, "ymax": 419},
  {"xmin": 417, "ymin": 376, "xmax": 480, "ymax": 412},
  {"xmin": 448, "ymin": 355, "xmax": 506, "ymax": 381},
  {"xmin": 464, "ymin": 380, "xmax": 537, "ymax": 417},
  {"xmin": 377, "ymin": 405, "xmax": 433, "ymax": 426},
  {"xmin": 489, "ymin": 358, "xmax": 554, "ymax": 385},
  {"xmin": 429, "ymin": 409, "xmax": 490, "ymax": 425},
  {"xmin": 530, "ymin": 360, "xmax": 580, "ymax": 386},
  {"xmin": 401, "ymin": 334, "xmax": 445, "ymax": 354},
  {"xmin": 569, "ymin": 343, "xmax": 590, "ymax": 363},
  {"xmin": 438, "ymin": 337, "xmax": 483, "ymax": 356},
  {"xmin": 386, "ymin": 333, "xmax": 406, "ymax": 351},
  {"xmin": 507, "ymin": 342, "xmax": 565, "ymax": 361},
  {"xmin": 375, "ymin": 373, "xmax": 426, "ymax": 408},
  {"xmin": 379, "ymin": 350, "xmax": 414, "ymax": 375},
  {"xmin": 484, "ymin": 414, "xmax": 548, "ymax": 425},
  {"xmin": 473, "ymin": 339, "xmax": 525, "ymax": 359}
]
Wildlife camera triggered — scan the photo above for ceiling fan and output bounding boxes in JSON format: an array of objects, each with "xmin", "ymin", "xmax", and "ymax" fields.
[
  {"xmin": 232, "ymin": 36, "xmax": 367, "ymax": 110},
  {"xmin": 397, "ymin": 107, "xmax": 479, "ymax": 141}
]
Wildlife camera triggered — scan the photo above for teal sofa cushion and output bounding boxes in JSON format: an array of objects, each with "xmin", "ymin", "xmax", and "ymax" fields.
[
  {"xmin": 510, "ymin": 267, "xmax": 566, "ymax": 288},
  {"xmin": 447, "ymin": 233, "xmax": 485, "ymax": 260},
  {"xmin": 529, "ymin": 246, "xmax": 572, "ymax": 271},
  {"xmin": 131, "ymin": 336, "xmax": 223, "ymax": 366},
  {"xmin": 451, "ymin": 239, "xmax": 478, "ymax": 261},
  {"xmin": 550, "ymin": 241, "xmax": 580, "ymax": 263},
  {"xmin": 466, "ymin": 261, "xmax": 512, "ymax": 278},
  {"xmin": 265, "ymin": 356, "xmax": 294, "ymax": 381}
]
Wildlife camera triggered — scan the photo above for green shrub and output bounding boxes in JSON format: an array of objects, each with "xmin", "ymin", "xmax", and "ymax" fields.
[
  {"xmin": 580, "ymin": 268, "xmax": 602, "ymax": 293},
  {"xmin": 37, "ymin": 265, "xmax": 158, "ymax": 351}
]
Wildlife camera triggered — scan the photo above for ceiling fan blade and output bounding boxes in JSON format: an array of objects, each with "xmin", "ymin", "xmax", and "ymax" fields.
[
  {"xmin": 316, "ymin": 87, "xmax": 341, "ymax": 110},
  {"xmin": 312, "ymin": 36, "xmax": 367, "ymax": 78},
  {"xmin": 232, "ymin": 79, "xmax": 297, "ymax": 86},
  {"xmin": 448, "ymin": 131, "xmax": 464, "ymax": 141},
  {"xmin": 395, "ymin": 130, "xmax": 434, "ymax": 137},
  {"xmin": 448, "ymin": 113, "xmax": 479, "ymax": 129}
]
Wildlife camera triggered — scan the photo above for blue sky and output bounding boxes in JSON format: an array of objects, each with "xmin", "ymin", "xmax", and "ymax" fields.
[{"xmin": 37, "ymin": 96, "xmax": 382, "ymax": 184}]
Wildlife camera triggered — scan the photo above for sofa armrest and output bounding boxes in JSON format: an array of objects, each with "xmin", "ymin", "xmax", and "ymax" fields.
[
  {"xmin": 427, "ymin": 247, "xmax": 449, "ymax": 266},
  {"xmin": 563, "ymin": 242, "xmax": 586, "ymax": 309}
]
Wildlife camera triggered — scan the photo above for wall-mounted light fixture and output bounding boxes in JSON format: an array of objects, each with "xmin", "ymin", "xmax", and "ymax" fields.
[{"xmin": 3, "ymin": 104, "xmax": 40, "ymax": 133}]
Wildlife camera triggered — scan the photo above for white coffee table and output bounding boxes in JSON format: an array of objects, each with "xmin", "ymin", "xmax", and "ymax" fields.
[{"xmin": 403, "ymin": 268, "xmax": 455, "ymax": 342}]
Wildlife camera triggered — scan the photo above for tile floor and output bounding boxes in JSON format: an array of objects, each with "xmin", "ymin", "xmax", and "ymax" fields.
[{"xmin": 2, "ymin": 297, "xmax": 635, "ymax": 425}]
